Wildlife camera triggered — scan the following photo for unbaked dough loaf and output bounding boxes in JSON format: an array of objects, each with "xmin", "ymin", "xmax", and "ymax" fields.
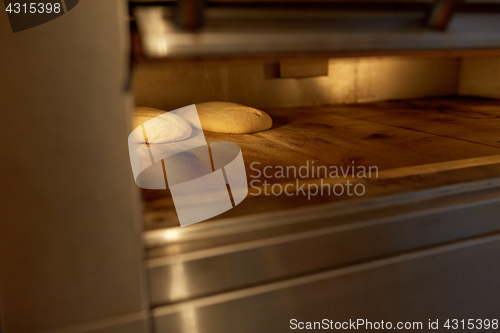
[
  {"xmin": 194, "ymin": 102, "xmax": 272, "ymax": 134},
  {"xmin": 133, "ymin": 107, "xmax": 165, "ymax": 129},
  {"xmin": 134, "ymin": 107, "xmax": 192, "ymax": 144}
]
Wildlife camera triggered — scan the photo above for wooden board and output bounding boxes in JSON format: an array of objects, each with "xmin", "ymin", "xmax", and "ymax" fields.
[
  {"xmin": 141, "ymin": 97, "xmax": 500, "ymax": 230},
  {"xmin": 317, "ymin": 97, "xmax": 500, "ymax": 149}
]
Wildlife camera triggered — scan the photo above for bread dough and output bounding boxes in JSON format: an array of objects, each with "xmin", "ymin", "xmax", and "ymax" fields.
[
  {"xmin": 134, "ymin": 107, "xmax": 192, "ymax": 144},
  {"xmin": 194, "ymin": 102, "xmax": 272, "ymax": 134},
  {"xmin": 133, "ymin": 103, "xmax": 272, "ymax": 136},
  {"xmin": 175, "ymin": 106, "xmax": 203, "ymax": 130},
  {"xmin": 133, "ymin": 107, "xmax": 165, "ymax": 129}
]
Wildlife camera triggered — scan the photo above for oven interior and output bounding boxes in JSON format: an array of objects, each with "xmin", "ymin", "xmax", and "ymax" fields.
[
  {"xmin": 134, "ymin": 56, "xmax": 500, "ymax": 230},
  {"xmin": 128, "ymin": 2, "xmax": 500, "ymax": 329}
]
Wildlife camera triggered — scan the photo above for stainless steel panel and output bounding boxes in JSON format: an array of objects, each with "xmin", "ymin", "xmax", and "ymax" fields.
[
  {"xmin": 147, "ymin": 180, "xmax": 500, "ymax": 306},
  {"xmin": 38, "ymin": 311, "xmax": 149, "ymax": 333},
  {"xmin": 0, "ymin": 1, "xmax": 149, "ymax": 332},
  {"xmin": 153, "ymin": 233, "xmax": 500, "ymax": 333},
  {"xmin": 145, "ymin": 177, "xmax": 500, "ymax": 249},
  {"xmin": 134, "ymin": 6, "xmax": 500, "ymax": 57}
]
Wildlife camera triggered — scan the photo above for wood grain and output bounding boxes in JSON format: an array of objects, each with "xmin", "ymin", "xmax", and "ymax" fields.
[{"xmin": 140, "ymin": 97, "xmax": 500, "ymax": 230}]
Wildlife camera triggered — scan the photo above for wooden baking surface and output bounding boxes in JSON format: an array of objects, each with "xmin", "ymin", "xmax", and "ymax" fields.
[{"xmin": 141, "ymin": 97, "xmax": 500, "ymax": 230}]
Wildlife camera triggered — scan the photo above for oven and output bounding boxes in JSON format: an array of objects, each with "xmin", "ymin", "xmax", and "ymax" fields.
[
  {"xmin": 129, "ymin": 1, "xmax": 500, "ymax": 331},
  {"xmin": 1, "ymin": 1, "xmax": 500, "ymax": 332}
]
